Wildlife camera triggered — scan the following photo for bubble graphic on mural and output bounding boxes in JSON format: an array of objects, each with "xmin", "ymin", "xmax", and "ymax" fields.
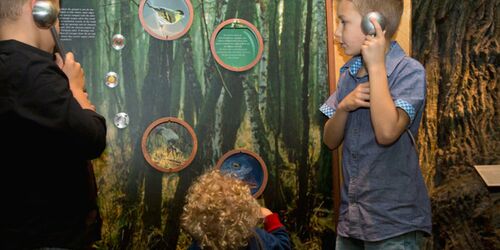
[
  {"xmin": 112, "ymin": 34, "xmax": 125, "ymax": 50},
  {"xmin": 114, "ymin": 112, "xmax": 130, "ymax": 129},
  {"xmin": 105, "ymin": 72, "xmax": 118, "ymax": 88}
]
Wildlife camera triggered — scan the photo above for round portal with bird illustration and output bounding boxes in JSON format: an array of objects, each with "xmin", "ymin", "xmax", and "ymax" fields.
[
  {"xmin": 141, "ymin": 117, "xmax": 198, "ymax": 172},
  {"xmin": 216, "ymin": 149, "xmax": 268, "ymax": 198},
  {"xmin": 138, "ymin": 0, "xmax": 193, "ymax": 40}
]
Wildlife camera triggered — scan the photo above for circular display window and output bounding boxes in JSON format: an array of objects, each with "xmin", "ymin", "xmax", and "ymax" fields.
[
  {"xmin": 216, "ymin": 149, "xmax": 268, "ymax": 198},
  {"xmin": 142, "ymin": 117, "xmax": 198, "ymax": 172},
  {"xmin": 105, "ymin": 72, "xmax": 118, "ymax": 88},
  {"xmin": 138, "ymin": 0, "xmax": 193, "ymax": 40},
  {"xmin": 114, "ymin": 112, "xmax": 129, "ymax": 129},
  {"xmin": 210, "ymin": 19, "xmax": 264, "ymax": 72},
  {"xmin": 112, "ymin": 34, "xmax": 125, "ymax": 50}
]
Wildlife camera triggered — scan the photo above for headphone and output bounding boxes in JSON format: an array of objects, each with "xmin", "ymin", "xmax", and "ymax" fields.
[
  {"xmin": 32, "ymin": 0, "xmax": 59, "ymax": 29},
  {"xmin": 32, "ymin": 0, "xmax": 66, "ymax": 62},
  {"xmin": 361, "ymin": 12, "xmax": 386, "ymax": 36}
]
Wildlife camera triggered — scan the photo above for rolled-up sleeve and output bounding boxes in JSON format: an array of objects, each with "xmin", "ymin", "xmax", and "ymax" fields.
[
  {"xmin": 320, "ymin": 87, "xmax": 342, "ymax": 119},
  {"xmin": 391, "ymin": 59, "xmax": 426, "ymax": 125}
]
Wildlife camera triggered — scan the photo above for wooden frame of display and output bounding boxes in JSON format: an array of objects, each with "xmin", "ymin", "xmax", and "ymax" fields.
[
  {"xmin": 141, "ymin": 117, "xmax": 198, "ymax": 173},
  {"xmin": 210, "ymin": 18, "xmax": 264, "ymax": 72},
  {"xmin": 215, "ymin": 149, "xmax": 269, "ymax": 198},
  {"xmin": 138, "ymin": 0, "xmax": 194, "ymax": 40}
]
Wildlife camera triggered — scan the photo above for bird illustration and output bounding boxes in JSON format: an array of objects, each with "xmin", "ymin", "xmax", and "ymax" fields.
[
  {"xmin": 221, "ymin": 156, "xmax": 259, "ymax": 190},
  {"xmin": 157, "ymin": 127, "xmax": 180, "ymax": 150},
  {"xmin": 145, "ymin": 1, "xmax": 184, "ymax": 25}
]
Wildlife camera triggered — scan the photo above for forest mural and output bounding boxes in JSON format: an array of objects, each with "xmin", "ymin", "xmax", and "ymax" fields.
[
  {"xmin": 61, "ymin": 0, "xmax": 333, "ymax": 249},
  {"xmin": 58, "ymin": 0, "xmax": 499, "ymax": 249}
]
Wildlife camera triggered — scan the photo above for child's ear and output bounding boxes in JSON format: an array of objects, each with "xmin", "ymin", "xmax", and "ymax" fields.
[{"xmin": 361, "ymin": 12, "xmax": 386, "ymax": 35}]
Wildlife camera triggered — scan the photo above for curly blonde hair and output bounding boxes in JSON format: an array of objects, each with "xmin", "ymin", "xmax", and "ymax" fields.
[{"xmin": 181, "ymin": 170, "xmax": 262, "ymax": 249}]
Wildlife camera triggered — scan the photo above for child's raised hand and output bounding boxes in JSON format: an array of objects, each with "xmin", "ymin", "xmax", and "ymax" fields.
[
  {"xmin": 59, "ymin": 52, "xmax": 95, "ymax": 111},
  {"xmin": 260, "ymin": 207, "xmax": 273, "ymax": 218},
  {"xmin": 339, "ymin": 82, "xmax": 370, "ymax": 112},
  {"xmin": 361, "ymin": 17, "xmax": 386, "ymax": 70}
]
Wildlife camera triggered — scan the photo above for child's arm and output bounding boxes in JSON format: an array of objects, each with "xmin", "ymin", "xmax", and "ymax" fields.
[
  {"xmin": 362, "ymin": 19, "xmax": 410, "ymax": 145},
  {"xmin": 259, "ymin": 210, "xmax": 291, "ymax": 250},
  {"xmin": 56, "ymin": 52, "xmax": 95, "ymax": 111},
  {"xmin": 323, "ymin": 83, "xmax": 370, "ymax": 149}
]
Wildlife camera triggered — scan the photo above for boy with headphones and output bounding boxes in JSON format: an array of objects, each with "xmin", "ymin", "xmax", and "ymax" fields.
[
  {"xmin": 320, "ymin": 0, "xmax": 431, "ymax": 249},
  {"xmin": 0, "ymin": 0, "xmax": 106, "ymax": 249}
]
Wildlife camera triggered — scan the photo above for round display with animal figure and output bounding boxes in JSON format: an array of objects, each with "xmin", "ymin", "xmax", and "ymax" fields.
[
  {"xmin": 215, "ymin": 149, "xmax": 268, "ymax": 198},
  {"xmin": 142, "ymin": 117, "xmax": 198, "ymax": 172},
  {"xmin": 138, "ymin": 0, "xmax": 193, "ymax": 40}
]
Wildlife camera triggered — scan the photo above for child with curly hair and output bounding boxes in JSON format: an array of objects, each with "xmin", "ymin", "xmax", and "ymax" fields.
[{"xmin": 181, "ymin": 170, "xmax": 291, "ymax": 250}]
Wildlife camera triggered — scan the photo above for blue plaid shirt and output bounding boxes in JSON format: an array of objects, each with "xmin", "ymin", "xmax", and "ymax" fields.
[{"xmin": 320, "ymin": 42, "xmax": 431, "ymax": 241}]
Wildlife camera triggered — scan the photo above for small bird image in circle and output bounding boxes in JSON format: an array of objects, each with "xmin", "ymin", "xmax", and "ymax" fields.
[{"xmin": 145, "ymin": 0, "xmax": 184, "ymax": 25}]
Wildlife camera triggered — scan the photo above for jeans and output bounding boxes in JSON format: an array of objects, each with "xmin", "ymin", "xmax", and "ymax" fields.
[{"xmin": 335, "ymin": 231, "xmax": 425, "ymax": 250}]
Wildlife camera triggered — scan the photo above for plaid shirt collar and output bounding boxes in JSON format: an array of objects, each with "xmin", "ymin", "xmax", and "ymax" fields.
[{"xmin": 340, "ymin": 41, "xmax": 402, "ymax": 77}]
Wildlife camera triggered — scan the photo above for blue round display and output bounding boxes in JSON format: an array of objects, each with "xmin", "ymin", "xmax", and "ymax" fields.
[{"xmin": 219, "ymin": 153, "xmax": 264, "ymax": 196}]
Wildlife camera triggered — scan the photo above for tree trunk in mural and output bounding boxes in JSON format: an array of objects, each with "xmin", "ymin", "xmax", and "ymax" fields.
[
  {"xmin": 297, "ymin": 0, "xmax": 313, "ymax": 238},
  {"xmin": 120, "ymin": 1, "xmax": 140, "ymax": 137},
  {"xmin": 141, "ymin": 39, "xmax": 174, "ymax": 249},
  {"xmin": 263, "ymin": 0, "xmax": 288, "ymax": 213},
  {"xmin": 413, "ymin": 0, "xmax": 499, "ymax": 249},
  {"xmin": 161, "ymin": 34, "xmax": 201, "ymax": 248},
  {"xmin": 115, "ymin": 1, "xmax": 146, "ymax": 248},
  {"xmin": 281, "ymin": 1, "xmax": 302, "ymax": 162},
  {"xmin": 182, "ymin": 36, "xmax": 203, "ymax": 123}
]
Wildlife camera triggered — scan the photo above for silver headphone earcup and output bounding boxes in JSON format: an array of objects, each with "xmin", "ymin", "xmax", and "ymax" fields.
[
  {"xmin": 361, "ymin": 12, "xmax": 386, "ymax": 36},
  {"xmin": 32, "ymin": 1, "xmax": 58, "ymax": 29}
]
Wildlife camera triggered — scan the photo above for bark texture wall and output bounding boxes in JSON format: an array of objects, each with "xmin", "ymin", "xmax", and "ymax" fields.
[{"xmin": 412, "ymin": 0, "xmax": 499, "ymax": 249}]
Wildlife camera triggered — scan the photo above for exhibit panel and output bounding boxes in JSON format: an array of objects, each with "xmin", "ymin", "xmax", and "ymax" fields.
[{"xmin": 59, "ymin": 0, "xmax": 333, "ymax": 248}]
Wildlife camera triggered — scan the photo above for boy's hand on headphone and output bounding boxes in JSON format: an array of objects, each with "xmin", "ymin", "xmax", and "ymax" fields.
[
  {"xmin": 59, "ymin": 52, "xmax": 84, "ymax": 91},
  {"xmin": 58, "ymin": 52, "xmax": 95, "ymax": 111},
  {"xmin": 55, "ymin": 52, "xmax": 64, "ymax": 69},
  {"xmin": 338, "ymin": 82, "xmax": 370, "ymax": 112},
  {"xmin": 361, "ymin": 17, "xmax": 386, "ymax": 71}
]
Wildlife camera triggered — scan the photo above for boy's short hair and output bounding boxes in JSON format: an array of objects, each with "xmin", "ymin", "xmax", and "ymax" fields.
[
  {"xmin": 0, "ymin": 0, "xmax": 30, "ymax": 24},
  {"xmin": 345, "ymin": 0, "xmax": 404, "ymax": 39},
  {"xmin": 181, "ymin": 170, "xmax": 261, "ymax": 249}
]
